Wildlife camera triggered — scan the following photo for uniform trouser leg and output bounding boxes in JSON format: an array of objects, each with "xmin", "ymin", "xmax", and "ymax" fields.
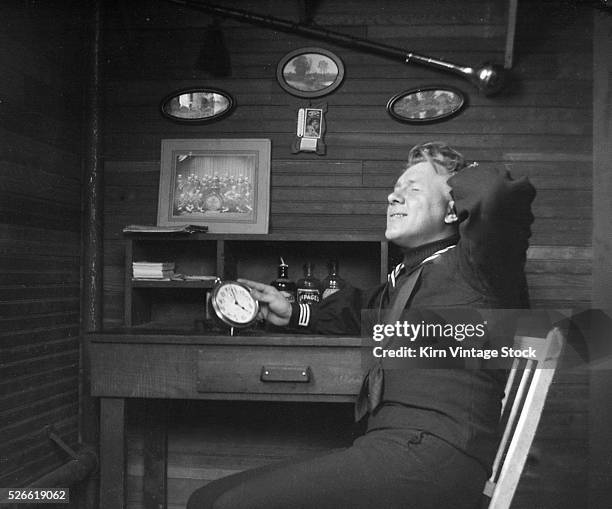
[{"xmin": 186, "ymin": 429, "xmax": 487, "ymax": 509}]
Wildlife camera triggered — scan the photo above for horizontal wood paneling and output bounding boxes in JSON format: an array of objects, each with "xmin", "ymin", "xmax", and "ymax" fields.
[
  {"xmin": 0, "ymin": 0, "xmax": 85, "ymax": 490},
  {"xmin": 101, "ymin": 1, "xmax": 593, "ymax": 507},
  {"xmin": 103, "ymin": 133, "xmax": 593, "ymax": 160},
  {"xmin": 106, "ymin": 78, "xmax": 593, "ymax": 109}
]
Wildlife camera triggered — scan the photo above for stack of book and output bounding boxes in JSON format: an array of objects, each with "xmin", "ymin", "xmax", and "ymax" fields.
[{"xmin": 132, "ymin": 262, "xmax": 175, "ymax": 280}]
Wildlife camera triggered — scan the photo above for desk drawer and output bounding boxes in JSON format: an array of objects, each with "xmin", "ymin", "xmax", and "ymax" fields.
[{"xmin": 197, "ymin": 345, "xmax": 364, "ymax": 396}]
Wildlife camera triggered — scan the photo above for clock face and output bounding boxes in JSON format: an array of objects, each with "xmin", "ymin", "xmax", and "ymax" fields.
[{"xmin": 211, "ymin": 281, "xmax": 259, "ymax": 327}]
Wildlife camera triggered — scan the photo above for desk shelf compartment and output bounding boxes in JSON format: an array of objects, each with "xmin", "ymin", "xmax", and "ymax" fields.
[
  {"xmin": 125, "ymin": 237, "xmax": 220, "ymax": 326},
  {"xmin": 124, "ymin": 233, "xmax": 392, "ymax": 329}
]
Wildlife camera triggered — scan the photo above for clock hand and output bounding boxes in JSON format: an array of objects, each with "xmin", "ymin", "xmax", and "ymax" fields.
[
  {"xmin": 236, "ymin": 302, "xmax": 249, "ymax": 312},
  {"xmin": 229, "ymin": 287, "xmax": 242, "ymax": 306},
  {"xmin": 229, "ymin": 287, "xmax": 250, "ymax": 312}
]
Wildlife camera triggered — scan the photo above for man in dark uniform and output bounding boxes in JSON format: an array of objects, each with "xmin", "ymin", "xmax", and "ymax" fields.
[{"xmin": 187, "ymin": 142, "xmax": 536, "ymax": 509}]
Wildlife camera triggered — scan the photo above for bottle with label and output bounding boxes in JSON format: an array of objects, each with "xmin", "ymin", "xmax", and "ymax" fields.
[
  {"xmin": 296, "ymin": 262, "xmax": 321, "ymax": 305},
  {"xmin": 322, "ymin": 260, "xmax": 345, "ymax": 299},
  {"xmin": 271, "ymin": 257, "xmax": 296, "ymax": 303}
]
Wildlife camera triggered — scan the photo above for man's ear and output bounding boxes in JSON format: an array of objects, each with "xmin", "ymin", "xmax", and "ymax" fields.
[{"xmin": 444, "ymin": 200, "xmax": 458, "ymax": 224}]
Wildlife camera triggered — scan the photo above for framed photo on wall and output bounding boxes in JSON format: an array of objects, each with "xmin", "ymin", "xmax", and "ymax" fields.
[
  {"xmin": 159, "ymin": 87, "xmax": 235, "ymax": 124},
  {"xmin": 299, "ymin": 108, "xmax": 323, "ymax": 138},
  {"xmin": 157, "ymin": 139, "xmax": 271, "ymax": 234},
  {"xmin": 277, "ymin": 47, "xmax": 345, "ymax": 98},
  {"xmin": 386, "ymin": 86, "xmax": 466, "ymax": 124}
]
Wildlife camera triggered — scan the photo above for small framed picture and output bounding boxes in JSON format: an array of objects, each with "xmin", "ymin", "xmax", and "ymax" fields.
[
  {"xmin": 159, "ymin": 87, "xmax": 234, "ymax": 124},
  {"xmin": 299, "ymin": 108, "xmax": 323, "ymax": 138},
  {"xmin": 386, "ymin": 86, "xmax": 466, "ymax": 124},
  {"xmin": 157, "ymin": 139, "xmax": 271, "ymax": 234},
  {"xmin": 277, "ymin": 47, "xmax": 345, "ymax": 98}
]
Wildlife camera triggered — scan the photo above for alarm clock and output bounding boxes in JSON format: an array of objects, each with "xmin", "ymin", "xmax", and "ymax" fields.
[{"xmin": 209, "ymin": 279, "xmax": 259, "ymax": 331}]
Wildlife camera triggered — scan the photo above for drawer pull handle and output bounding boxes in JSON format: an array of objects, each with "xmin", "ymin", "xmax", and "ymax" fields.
[{"xmin": 260, "ymin": 366, "xmax": 311, "ymax": 383}]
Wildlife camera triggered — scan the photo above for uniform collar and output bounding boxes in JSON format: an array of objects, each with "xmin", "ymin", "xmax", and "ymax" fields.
[
  {"xmin": 401, "ymin": 235, "xmax": 460, "ymax": 272},
  {"xmin": 388, "ymin": 235, "xmax": 459, "ymax": 288}
]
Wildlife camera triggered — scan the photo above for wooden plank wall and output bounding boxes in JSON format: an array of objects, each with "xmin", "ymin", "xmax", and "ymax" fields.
[
  {"xmin": 590, "ymin": 13, "xmax": 612, "ymax": 506},
  {"xmin": 0, "ymin": 1, "xmax": 85, "ymax": 490},
  {"xmin": 101, "ymin": 1, "xmax": 593, "ymax": 507}
]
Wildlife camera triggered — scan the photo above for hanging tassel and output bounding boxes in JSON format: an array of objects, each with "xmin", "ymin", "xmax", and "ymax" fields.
[{"xmin": 196, "ymin": 20, "xmax": 231, "ymax": 77}]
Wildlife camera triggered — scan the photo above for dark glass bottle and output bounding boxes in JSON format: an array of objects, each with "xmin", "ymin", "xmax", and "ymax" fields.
[
  {"xmin": 271, "ymin": 258, "xmax": 296, "ymax": 303},
  {"xmin": 296, "ymin": 262, "xmax": 321, "ymax": 305},
  {"xmin": 322, "ymin": 260, "xmax": 345, "ymax": 299}
]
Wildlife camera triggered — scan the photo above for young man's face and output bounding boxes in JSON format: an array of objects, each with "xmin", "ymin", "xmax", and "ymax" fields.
[{"xmin": 385, "ymin": 162, "xmax": 456, "ymax": 248}]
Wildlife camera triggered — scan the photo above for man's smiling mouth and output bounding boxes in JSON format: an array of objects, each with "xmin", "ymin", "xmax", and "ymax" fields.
[{"xmin": 388, "ymin": 212, "xmax": 407, "ymax": 218}]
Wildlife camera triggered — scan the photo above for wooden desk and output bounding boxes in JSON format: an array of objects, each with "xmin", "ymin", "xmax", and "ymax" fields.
[{"xmin": 88, "ymin": 332, "xmax": 364, "ymax": 509}]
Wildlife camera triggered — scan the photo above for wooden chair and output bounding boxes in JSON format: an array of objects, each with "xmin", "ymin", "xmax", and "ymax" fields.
[{"xmin": 483, "ymin": 327, "xmax": 566, "ymax": 509}]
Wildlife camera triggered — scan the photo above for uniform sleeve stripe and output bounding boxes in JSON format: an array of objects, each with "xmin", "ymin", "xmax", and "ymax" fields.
[{"xmin": 298, "ymin": 303, "xmax": 310, "ymax": 326}]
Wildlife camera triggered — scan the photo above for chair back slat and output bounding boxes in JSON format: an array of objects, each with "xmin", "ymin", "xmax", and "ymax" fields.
[
  {"xmin": 500, "ymin": 357, "xmax": 519, "ymax": 416},
  {"xmin": 485, "ymin": 327, "xmax": 565, "ymax": 509},
  {"xmin": 489, "ymin": 363, "xmax": 534, "ymax": 482}
]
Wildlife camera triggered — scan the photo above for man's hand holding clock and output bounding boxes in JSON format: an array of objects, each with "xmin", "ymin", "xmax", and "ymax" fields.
[{"xmin": 238, "ymin": 279, "xmax": 292, "ymax": 327}]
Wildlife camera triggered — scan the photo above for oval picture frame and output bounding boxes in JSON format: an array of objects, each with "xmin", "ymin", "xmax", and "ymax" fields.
[
  {"xmin": 277, "ymin": 47, "xmax": 345, "ymax": 98},
  {"xmin": 386, "ymin": 86, "xmax": 466, "ymax": 124},
  {"xmin": 160, "ymin": 87, "xmax": 235, "ymax": 124}
]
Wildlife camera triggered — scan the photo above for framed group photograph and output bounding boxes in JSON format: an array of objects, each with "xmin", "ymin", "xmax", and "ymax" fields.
[
  {"xmin": 277, "ymin": 47, "xmax": 345, "ymax": 98},
  {"xmin": 157, "ymin": 139, "xmax": 271, "ymax": 234}
]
